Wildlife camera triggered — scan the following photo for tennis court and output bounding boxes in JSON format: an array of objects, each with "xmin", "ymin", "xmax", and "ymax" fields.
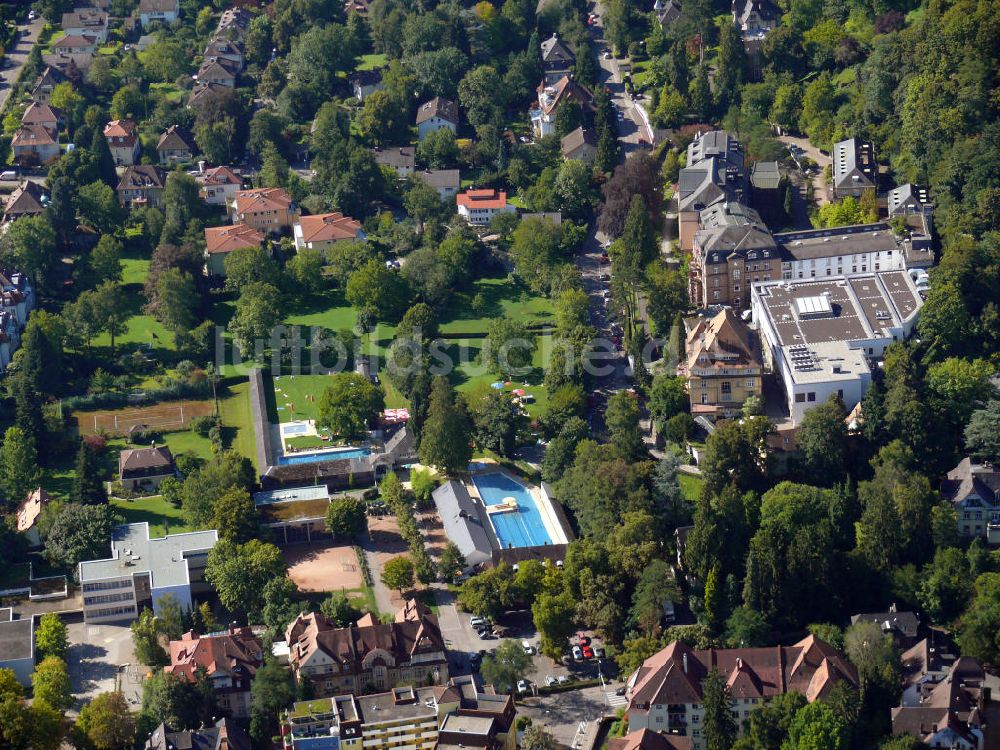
[
  {"xmin": 472, "ymin": 472, "xmax": 554, "ymax": 548},
  {"xmin": 72, "ymin": 400, "xmax": 216, "ymax": 437}
]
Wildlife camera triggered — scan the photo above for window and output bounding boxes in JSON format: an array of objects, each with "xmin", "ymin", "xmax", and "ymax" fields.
[
  {"xmin": 734, "ymin": 285, "xmax": 740, "ymax": 293},
  {"xmin": 745, "ymin": 379, "xmax": 755, "ymax": 388},
  {"xmin": 795, "ymin": 393, "xmax": 805, "ymax": 403},
  {"xmin": 826, "ymin": 268, "xmax": 832, "ymax": 276},
  {"xmin": 722, "ymin": 382, "xmax": 732, "ymax": 394},
  {"xmin": 807, "ymin": 392, "xmax": 816, "ymax": 402},
  {"xmin": 713, "ymin": 291, "xmax": 720, "ymax": 300}
]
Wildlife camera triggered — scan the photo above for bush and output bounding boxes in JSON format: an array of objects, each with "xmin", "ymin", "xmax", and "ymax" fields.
[
  {"xmin": 190, "ymin": 415, "xmax": 220, "ymax": 437},
  {"xmin": 63, "ymin": 380, "xmax": 213, "ymax": 411}
]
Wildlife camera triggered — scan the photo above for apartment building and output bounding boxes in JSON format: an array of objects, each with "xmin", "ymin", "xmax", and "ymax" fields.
[
  {"xmin": 832, "ymin": 138, "xmax": 877, "ymax": 198},
  {"xmin": 455, "ymin": 189, "xmax": 515, "ymax": 225},
  {"xmin": 625, "ymin": 637, "xmax": 858, "ymax": 750},
  {"xmin": 231, "ymin": 188, "xmax": 299, "ymax": 234},
  {"xmin": 677, "ymin": 131, "xmax": 746, "ymax": 254},
  {"xmin": 683, "ymin": 308, "xmax": 763, "ymax": 419},
  {"xmin": 415, "ymin": 98, "xmax": 459, "ymax": 142},
  {"xmin": 167, "ymin": 627, "xmax": 264, "ymax": 719},
  {"xmin": 940, "ymin": 458, "xmax": 1000, "ymax": 543},
  {"xmin": 293, "ymin": 212, "xmax": 365, "ymax": 252},
  {"xmin": 78, "ymin": 523, "xmax": 218, "ymax": 623},
  {"xmin": 0, "ymin": 269, "xmax": 35, "ymax": 374},
  {"xmin": 751, "ymin": 271, "xmax": 923, "ymax": 424},
  {"xmin": 283, "ymin": 600, "xmax": 448, "ymax": 697}
]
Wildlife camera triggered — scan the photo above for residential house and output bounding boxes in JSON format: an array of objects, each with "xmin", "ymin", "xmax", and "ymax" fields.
[
  {"xmin": 625, "ymin": 637, "xmax": 859, "ymax": 750},
  {"xmin": 560, "ymin": 126, "xmax": 598, "ymax": 163},
  {"xmin": 145, "ymin": 719, "xmax": 250, "ymax": 750},
  {"xmin": 51, "ymin": 34, "xmax": 98, "ymax": 69},
  {"xmin": 733, "ymin": 0, "xmax": 780, "ymax": 32},
  {"xmin": 891, "ymin": 656, "xmax": 990, "ymax": 750},
  {"xmin": 850, "ymin": 605, "xmax": 920, "ymax": 647},
  {"xmin": 0, "ymin": 310, "xmax": 20, "ymax": 372},
  {"xmin": 900, "ymin": 639, "xmax": 959, "ymax": 709},
  {"xmin": 0, "ymin": 609, "xmax": 34, "ymax": 686},
  {"xmin": 119, "ymin": 444, "xmax": 176, "ymax": 492},
  {"xmin": 198, "ymin": 165, "xmax": 243, "ymax": 206},
  {"xmin": 530, "ymin": 75, "xmax": 594, "ymax": 138},
  {"xmin": 455, "ymin": 189, "xmax": 515, "ymax": 226},
  {"xmin": 751, "ymin": 271, "xmax": 923, "ymax": 424},
  {"xmin": 349, "ymin": 69, "xmax": 384, "ymax": 101},
  {"xmin": 117, "ymin": 165, "xmax": 168, "ymax": 208},
  {"xmin": 156, "ymin": 125, "xmax": 196, "ymax": 164},
  {"xmin": 21, "ymin": 102, "xmax": 63, "ymax": 135},
  {"xmin": 231, "ymin": 187, "xmax": 299, "ymax": 234},
  {"xmin": 203, "ymin": 38, "xmax": 244, "ymax": 69},
  {"xmin": 78, "ymin": 522, "xmax": 218, "ymax": 623},
  {"xmin": 677, "ymin": 131, "xmax": 746, "ymax": 253},
  {"xmin": 940, "ymin": 458, "xmax": 1000, "ymax": 543},
  {"xmin": 3, "ymin": 181, "xmax": 47, "ymax": 223},
  {"xmin": 683, "ymin": 308, "xmax": 763, "ymax": 419},
  {"xmin": 41, "ymin": 54, "xmax": 83, "ymax": 81},
  {"xmin": 104, "ymin": 119, "xmax": 142, "ymax": 166},
  {"xmin": 61, "ymin": 9, "xmax": 108, "ymax": 42},
  {"xmin": 832, "ymin": 138, "xmax": 877, "ymax": 199},
  {"xmin": 540, "ymin": 33, "xmax": 575, "ymax": 84},
  {"xmin": 188, "ymin": 81, "xmax": 230, "ymax": 110},
  {"xmin": 11, "ymin": 124, "xmax": 59, "ymax": 167},
  {"xmin": 373, "ymin": 147, "xmax": 416, "ymax": 177},
  {"xmin": 197, "ymin": 56, "xmax": 240, "ymax": 87},
  {"xmin": 609, "ymin": 729, "xmax": 691, "ymax": 750},
  {"xmin": 654, "ymin": 0, "xmax": 683, "ymax": 28},
  {"xmin": 137, "ymin": 0, "xmax": 180, "ymax": 27},
  {"xmin": 416, "ymin": 97, "xmax": 459, "ymax": 142},
  {"xmin": 888, "ymin": 184, "xmax": 931, "ymax": 219},
  {"xmin": 204, "ymin": 224, "xmax": 266, "ymax": 276},
  {"xmin": 167, "ymin": 627, "xmax": 264, "ymax": 719},
  {"xmin": 252, "ymin": 486, "xmax": 333, "ymax": 545},
  {"xmin": 293, "ymin": 212, "xmax": 365, "ymax": 252},
  {"xmin": 283, "ymin": 676, "xmax": 515, "ymax": 750},
  {"xmin": 30, "ymin": 66, "xmax": 70, "ymax": 104},
  {"xmin": 15, "ymin": 487, "xmax": 51, "ymax": 548},
  {"xmin": 0, "ymin": 268, "xmax": 34, "ymax": 374},
  {"xmin": 414, "ymin": 169, "xmax": 460, "ymax": 200},
  {"xmin": 282, "ymin": 599, "xmax": 448, "ymax": 697},
  {"xmin": 215, "ymin": 7, "xmax": 254, "ymax": 41}
]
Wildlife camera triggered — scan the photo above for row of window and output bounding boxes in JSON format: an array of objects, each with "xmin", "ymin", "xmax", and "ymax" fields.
[
  {"xmin": 90, "ymin": 605, "xmax": 137, "ymax": 618},
  {"xmin": 84, "ymin": 591, "xmax": 135, "ymax": 606},
  {"xmin": 83, "ymin": 579, "xmax": 132, "ymax": 593}
]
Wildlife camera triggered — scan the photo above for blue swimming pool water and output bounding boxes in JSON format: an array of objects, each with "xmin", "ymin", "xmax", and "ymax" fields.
[
  {"xmin": 472, "ymin": 472, "xmax": 553, "ymax": 549},
  {"xmin": 278, "ymin": 447, "xmax": 370, "ymax": 465}
]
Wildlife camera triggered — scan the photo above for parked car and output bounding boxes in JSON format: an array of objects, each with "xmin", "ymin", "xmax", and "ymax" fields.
[
  {"xmin": 582, "ymin": 645, "xmax": 595, "ymax": 659},
  {"xmin": 0, "ymin": 170, "xmax": 18, "ymax": 181},
  {"xmin": 594, "ymin": 646, "xmax": 605, "ymax": 658},
  {"xmin": 517, "ymin": 680, "xmax": 530, "ymax": 694},
  {"xmin": 615, "ymin": 686, "xmax": 627, "ymax": 696},
  {"xmin": 572, "ymin": 645, "xmax": 584, "ymax": 660},
  {"xmin": 479, "ymin": 630, "xmax": 496, "ymax": 640},
  {"xmin": 522, "ymin": 640, "xmax": 535, "ymax": 655},
  {"xmin": 470, "ymin": 616, "xmax": 487, "ymax": 629},
  {"xmin": 558, "ymin": 675, "xmax": 570, "ymax": 684},
  {"xmin": 545, "ymin": 675, "xmax": 557, "ymax": 687},
  {"xmin": 603, "ymin": 51, "xmax": 611, "ymax": 59}
]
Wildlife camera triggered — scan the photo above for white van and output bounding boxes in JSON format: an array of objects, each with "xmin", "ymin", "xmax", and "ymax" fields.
[{"xmin": 0, "ymin": 170, "xmax": 18, "ymax": 181}]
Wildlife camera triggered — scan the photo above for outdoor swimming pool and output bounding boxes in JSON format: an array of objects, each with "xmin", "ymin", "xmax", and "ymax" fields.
[
  {"xmin": 277, "ymin": 447, "xmax": 371, "ymax": 466},
  {"xmin": 472, "ymin": 472, "xmax": 554, "ymax": 548},
  {"xmin": 283, "ymin": 423, "xmax": 310, "ymax": 436}
]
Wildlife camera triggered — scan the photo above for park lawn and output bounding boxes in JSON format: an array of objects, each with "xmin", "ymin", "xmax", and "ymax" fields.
[
  {"xmin": 678, "ymin": 472, "xmax": 704, "ymax": 503},
  {"xmin": 220, "ymin": 379, "xmax": 257, "ymax": 465},
  {"xmin": 452, "ymin": 333, "xmax": 551, "ymax": 419},
  {"xmin": 92, "ymin": 312, "xmax": 176, "ymax": 353},
  {"xmin": 110, "ymin": 495, "xmax": 196, "ymax": 537},
  {"xmin": 357, "ymin": 53, "xmax": 387, "ymax": 71},
  {"xmin": 121, "ymin": 256, "xmax": 149, "ymax": 286},
  {"xmin": 159, "ymin": 429, "xmax": 216, "ymax": 460},
  {"xmin": 438, "ymin": 277, "xmax": 555, "ymax": 336},
  {"xmin": 268, "ymin": 372, "xmax": 342, "ymax": 424},
  {"xmin": 286, "ymin": 434, "xmax": 328, "ymax": 449}
]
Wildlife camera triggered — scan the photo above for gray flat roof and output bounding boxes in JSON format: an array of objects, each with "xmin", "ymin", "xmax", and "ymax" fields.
[
  {"xmin": 432, "ymin": 481, "xmax": 497, "ymax": 563},
  {"xmin": 354, "ymin": 687, "xmax": 440, "ymax": 723},
  {"xmin": 0, "ymin": 615, "xmax": 33, "ymax": 662},
  {"xmin": 79, "ymin": 523, "xmax": 218, "ymax": 588},
  {"xmin": 253, "ymin": 485, "xmax": 329, "ymax": 506},
  {"xmin": 440, "ymin": 714, "xmax": 496, "ymax": 735},
  {"xmin": 774, "ymin": 223, "xmax": 899, "ymax": 261}
]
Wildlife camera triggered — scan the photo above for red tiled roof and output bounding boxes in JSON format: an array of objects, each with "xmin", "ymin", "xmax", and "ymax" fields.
[
  {"xmin": 456, "ymin": 189, "xmax": 507, "ymax": 210},
  {"xmin": 167, "ymin": 628, "xmax": 263, "ymax": 684},
  {"xmin": 296, "ymin": 212, "xmax": 362, "ymax": 243},
  {"xmin": 199, "ymin": 166, "xmax": 242, "ymax": 187},
  {"xmin": 234, "ymin": 187, "xmax": 293, "ymax": 214},
  {"xmin": 205, "ymin": 223, "xmax": 265, "ymax": 254},
  {"xmin": 12, "ymin": 124, "xmax": 57, "ymax": 147}
]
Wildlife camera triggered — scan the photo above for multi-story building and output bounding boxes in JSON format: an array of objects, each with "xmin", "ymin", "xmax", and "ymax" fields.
[
  {"xmin": 414, "ymin": 170, "xmax": 461, "ymax": 200},
  {"xmin": 540, "ymin": 33, "xmax": 575, "ymax": 85},
  {"xmin": 3, "ymin": 181, "xmax": 47, "ymax": 223},
  {"xmin": 78, "ymin": 522, "xmax": 218, "ymax": 624},
  {"xmin": 293, "ymin": 212, "xmax": 365, "ymax": 252},
  {"xmin": 683, "ymin": 308, "xmax": 763, "ymax": 419},
  {"xmin": 751, "ymin": 271, "xmax": 923, "ymax": 424},
  {"xmin": 283, "ymin": 600, "xmax": 448, "ymax": 697},
  {"xmin": 625, "ymin": 637, "xmax": 858, "ymax": 750},
  {"xmin": 231, "ymin": 188, "xmax": 299, "ymax": 234},
  {"xmin": 145, "ymin": 719, "xmax": 250, "ymax": 750},
  {"xmin": 119, "ymin": 445, "xmax": 176, "ymax": 493},
  {"xmin": 610, "ymin": 729, "xmax": 691, "ymax": 750},
  {"xmin": 167, "ymin": 627, "xmax": 264, "ymax": 719},
  {"xmin": 530, "ymin": 76, "xmax": 594, "ymax": 138},
  {"xmin": 415, "ymin": 98, "xmax": 459, "ymax": 142},
  {"xmin": 51, "ymin": 34, "xmax": 98, "ymax": 69},
  {"xmin": 61, "ymin": 9, "xmax": 108, "ymax": 42},
  {"xmin": 0, "ymin": 269, "xmax": 35, "ymax": 374},
  {"xmin": 198, "ymin": 165, "xmax": 243, "ymax": 206},
  {"xmin": 455, "ymin": 189, "xmax": 515, "ymax": 226},
  {"xmin": 253, "ymin": 485, "xmax": 334, "ymax": 545},
  {"xmin": 117, "ymin": 165, "xmax": 168, "ymax": 208},
  {"xmin": 11, "ymin": 124, "xmax": 59, "ymax": 166},
  {"xmin": 373, "ymin": 147, "xmax": 416, "ymax": 178},
  {"xmin": 137, "ymin": 0, "xmax": 180, "ymax": 28},
  {"xmin": 832, "ymin": 138, "xmax": 877, "ymax": 199},
  {"xmin": 282, "ymin": 676, "xmax": 515, "ymax": 750},
  {"xmin": 205, "ymin": 224, "xmax": 267, "ymax": 276},
  {"xmin": 156, "ymin": 124, "xmax": 196, "ymax": 164},
  {"xmin": 940, "ymin": 458, "xmax": 1000, "ymax": 543},
  {"xmin": 677, "ymin": 131, "xmax": 746, "ymax": 254}
]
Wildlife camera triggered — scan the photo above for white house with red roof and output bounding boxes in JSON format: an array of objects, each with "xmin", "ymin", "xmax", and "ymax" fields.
[
  {"xmin": 104, "ymin": 119, "xmax": 141, "ymax": 166},
  {"xmin": 197, "ymin": 165, "xmax": 243, "ymax": 206},
  {"xmin": 292, "ymin": 212, "xmax": 365, "ymax": 251},
  {"xmin": 204, "ymin": 224, "xmax": 266, "ymax": 276},
  {"xmin": 455, "ymin": 189, "xmax": 515, "ymax": 226}
]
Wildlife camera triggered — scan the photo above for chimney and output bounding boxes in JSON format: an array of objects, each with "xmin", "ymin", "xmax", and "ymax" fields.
[
  {"xmin": 890, "ymin": 602, "xmax": 897, "ymax": 613},
  {"xmin": 682, "ymin": 653, "xmax": 688, "ymax": 674},
  {"xmin": 737, "ymin": 657, "xmax": 743, "ymax": 669},
  {"xmin": 198, "ymin": 160, "xmax": 206, "ymax": 174}
]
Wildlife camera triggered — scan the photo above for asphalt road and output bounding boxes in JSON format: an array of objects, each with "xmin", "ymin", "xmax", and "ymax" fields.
[{"xmin": 0, "ymin": 16, "xmax": 45, "ymax": 114}]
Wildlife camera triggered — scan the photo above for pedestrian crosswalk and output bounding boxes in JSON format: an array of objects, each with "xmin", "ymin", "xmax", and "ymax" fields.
[{"xmin": 606, "ymin": 691, "xmax": 628, "ymax": 707}]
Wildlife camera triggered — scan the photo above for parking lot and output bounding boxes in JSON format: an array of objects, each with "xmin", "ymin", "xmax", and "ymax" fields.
[
  {"xmin": 67, "ymin": 620, "xmax": 143, "ymax": 713},
  {"xmin": 518, "ymin": 684, "xmax": 626, "ymax": 748}
]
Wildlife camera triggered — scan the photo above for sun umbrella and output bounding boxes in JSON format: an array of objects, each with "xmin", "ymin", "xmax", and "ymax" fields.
[
  {"xmin": 512, "ymin": 389, "xmax": 526, "ymax": 396},
  {"xmin": 491, "ymin": 381, "xmax": 505, "ymax": 389}
]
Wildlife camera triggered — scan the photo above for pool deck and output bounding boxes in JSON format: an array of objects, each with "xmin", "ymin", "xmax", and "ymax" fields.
[{"xmin": 465, "ymin": 467, "xmax": 569, "ymax": 549}]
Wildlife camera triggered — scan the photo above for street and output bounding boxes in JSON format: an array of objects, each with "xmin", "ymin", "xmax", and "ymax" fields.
[{"xmin": 0, "ymin": 15, "xmax": 45, "ymax": 115}]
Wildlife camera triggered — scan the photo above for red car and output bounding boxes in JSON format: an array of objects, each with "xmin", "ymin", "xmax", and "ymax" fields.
[{"xmin": 582, "ymin": 645, "xmax": 595, "ymax": 659}]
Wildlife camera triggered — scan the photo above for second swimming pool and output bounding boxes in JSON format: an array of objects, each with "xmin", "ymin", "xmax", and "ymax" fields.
[{"xmin": 471, "ymin": 471, "xmax": 554, "ymax": 549}]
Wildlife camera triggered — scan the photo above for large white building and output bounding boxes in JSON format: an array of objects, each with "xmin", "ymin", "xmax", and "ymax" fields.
[
  {"xmin": 752, "ymin": 271, "xmax": 923, "ymax": 424},
  {"xmin": 78, "ymin": 523, "xmax": 218, "ymax": 624}
]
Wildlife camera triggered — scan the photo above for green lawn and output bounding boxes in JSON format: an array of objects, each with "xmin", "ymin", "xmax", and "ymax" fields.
[
  {"xmin": 150, "ymin": 82, "xmax": 184, "ymax": 102},
  {"xmin": 678, "ymin": 472, "xmax": 704, "ymax": 503},
  {"xmin": 452, "ymin": 333, "xmax": 552, "ymax": 419},
  {"xmin": 357, "ymin": 53, "xmax": 387, "ymax": 71},
  {"xmin": 437, "ymin": 277, "xmax": 555, "ymax": 336},
  {"xmin": 220, "ymin": 379, "xmax": 257, "ymax": 466},
  {"xmin": 158, "ymin": 430, "xmax": 216, "ymax": 460},
  {"xmin": 267, "ymin": 372, "xmax": 342, "ymax": 424},
  {"xmin": 110, "ymin": 495, "xmax": 196, "ymax": 537}
]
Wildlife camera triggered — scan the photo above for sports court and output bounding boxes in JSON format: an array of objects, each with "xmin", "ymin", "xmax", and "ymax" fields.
[
  {"xmin": 284, "ymin": 542, "xmax": 364, "ymax": 593},
  {"xmin": 72, "ymin": 400, "xmax": 216, "ymax": 436}
]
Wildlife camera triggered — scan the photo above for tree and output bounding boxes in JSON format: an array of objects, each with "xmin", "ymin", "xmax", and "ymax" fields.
[
  {"xmin": 918, "ymin": 547, "xmax": 972, "ymax": 623},
  {"xmin": 783, "ymin": 701, "xmax": 849, "ymax": 750},
  {"xmin": 325, "ymin": 496, "xmax": 367, "ymax": 538},
  {"xmin": 605, "ymin": 391, "xmax": 644, "ymax": 460},
  {"xmin": 0, "ymin": 427, "xmax": 39, "ymax": 510},
  {"xmin": 288, "ymin": 248, "xmax": 326, "ymax": 295},
  {"xmin": 346, "ymin": 260, "xmax": 410, "ymax": 322},
  {"xmin": 458, "ymin": 66, "xmax": 504, "ymax": 127},
  {"xmin": 181, "ymin": 451, "xmax": 254, "ymax": 529},
  {"xmin": 76, "ymin": 180, "xmax": 125, "ymax": 234},
  {"xmin": 34, "ymin": 613, "xmax": 68, "ymax": 661},
  {"xmin": 139, "ymin": 669, "xmax": 205, "ymax": 732},
  {"xmin": 357, "ymin": 90, "xmax": 409, "ymax": 146},
  {"xmin": 438, "ymin": 542, "xmax": 467, "ymax": 583},
  {"xmin": 416, "ymin": 127, "xmax": 460, "ymax": 168},
  {"xmin": 702, "ymin": 668, "xmax": 738, "ymax": 750},
  {"xmin": 715, "ymin": 23, "xmax": 746, "ymax": 110},
  {"xmin": 483, "ymin": 318, "xmax": 536, "ymax": 379},
  {"xmin": 83, "ymin": 235, "xmax": 124, "ymax": 288},
  {"xmin": 223, "ymin": 246, "xmax": 279, "ymax": 293},
  {"xmin": 467, "ymin": 389, "xmax": 522, "ymax": 457},
  {"xmin": 156, "ymin": 593, "xmax": 185, "ymax": 642},
  {"xmin": 740, "ymin": 691, "xmax": 808, "ymax": 749},
  {"xmin": 250, "ymin": 660, "xmax": 295, "ymax": 744},
  {"xmin": 320, "ymin": 592, "xmax": 363, "ymax": 626},
  {"xmin": 205, "ymin": 540, "xmax": 288, "ymax": 621},
  {"xmin": 522, "ymin": 724, "xmax": 558, "ymax": 750},
  {"xmin": 0, "ymin": 215, "xmax": 57, "ymax": 291},
  {"xmin": 44, "ymin": 503, "xmax": 120, "ymax": 569},
  {"xmin": 317, "ymin": 372, "xmax": 385, "ymax": 439},
  {"xmin": 532, "ymin": 590, "xmax": 576, "ymax": 659},
  {"xmin": 77, "ymin": 692, "xmax": 136, "ymax": 750},
  {"xmin": 724, "ymin": 606, "xmax": 770, "ymax": 648},
  {"xmin": 956, "ymin": 573, "xmax": 1000, "ymax": 664},
  {"xmin": 795, "ymin": 395, "xmax": 848, "ymax": 486},
  {"xmin": 481, "ymin": 639, "xmax": 534, "ymax": 693},
  {"xmin": 212, "ymin": 488, "xmax": 259, "ymax": 544},
  {"xmin": 148, "ymin": 269, "xmax": 200, "ymax": 339},
  {"xmin": 31, "ymin": 657, "xmax": 72, "ymax": 710},
  {"xmin": 649, "ymin": 374, "xmax": 688, "ymax": 427},
  {"xmin": 381, "ymin": 555, "xmax": 415, "ymax": 595},
  {"xmin": 419, "ymin": 377, "xmax": 472, "ymax": 474},
  {"xmin": 965, "ymin": 400, "xmax": 1000, "ymax": 464},
  {"xmin": 73, "ymin": 439, "xmax": 107, "ymax": 505},
  {"xmin": 230, "ymin": 282, "xmax": 282, "ymax": 357},
  {"xmin": 131, "ymin": 608, "xmax": 167, "ymax": 666}
]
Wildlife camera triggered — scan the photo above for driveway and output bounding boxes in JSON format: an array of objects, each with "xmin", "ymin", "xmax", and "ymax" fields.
[
  {"xmin": 588, "ymin": 4, "xmax": 650, "ymax": 151},
  {"xmin": 66, "ymin": 620, "xmax": 141, "ymax": 714},
  {"xmin": 518, "ymin": 684, "xmax": 626, "ymax": 747},
  {"xmin": 776, "ymin": 134, "xmax": 831, "ymax": 206},
  {"xmin": 0, "ymin": 16, "xmax": 45, "ymax": 114}
]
